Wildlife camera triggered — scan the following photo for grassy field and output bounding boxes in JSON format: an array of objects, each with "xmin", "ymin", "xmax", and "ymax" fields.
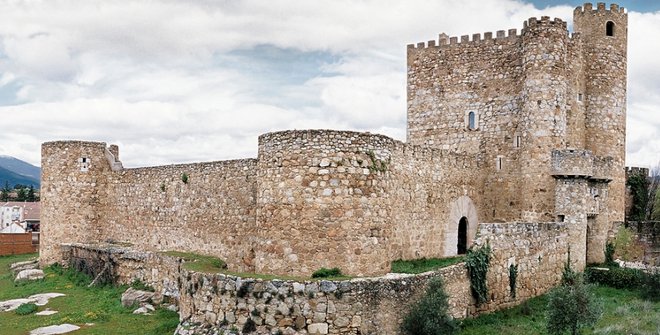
[
  {"xmin": 0, "ymin": 253, "xmax": 179, "ymax": 335},
  {"xmin": 391, "ymin": 256, "xmax": 466, "ymax": 274},
  {"xmin": 460, "ymin": 285, "xmax": 660, "ymax": 335}
]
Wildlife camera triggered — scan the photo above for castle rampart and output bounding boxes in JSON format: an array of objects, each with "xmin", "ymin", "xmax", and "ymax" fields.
[{"xmin": 40, "ymin": 7, "xmax": 628, "ymax": 329}]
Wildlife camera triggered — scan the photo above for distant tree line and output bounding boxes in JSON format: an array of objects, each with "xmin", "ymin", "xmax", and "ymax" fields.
[{"xmin": 0, "ymin": 181, "xmax": 39, "ymax": 202}]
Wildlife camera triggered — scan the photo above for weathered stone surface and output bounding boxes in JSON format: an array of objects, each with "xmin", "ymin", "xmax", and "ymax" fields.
[
  {"xmin": 10, "ymin": 260, "xmax": 38, "ymax": 274},
  {"xmin": 15, "ymin": 269, "xmax": 44, "ymax": 282},
  {"xmin": 29, "ymin": 324, "xmax": 80, "ymax": 335},
  {"xmin": 121, "ymin": 288, "xmax": 154, "ymax": 308},
  {"xmin": 308, "ymin": 323, "xmax": 329, "ymax": 334}
]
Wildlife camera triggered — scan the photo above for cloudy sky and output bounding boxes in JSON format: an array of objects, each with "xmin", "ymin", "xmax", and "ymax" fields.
[{"xmin": 0, "ymin": 0, "xmax": 658, "ymax": 169}]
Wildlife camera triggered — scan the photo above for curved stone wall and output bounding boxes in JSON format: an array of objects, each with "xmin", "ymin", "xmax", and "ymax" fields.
[{"xmin": 255, "ymin": 130, "xmax": 398, "ymax": 276}]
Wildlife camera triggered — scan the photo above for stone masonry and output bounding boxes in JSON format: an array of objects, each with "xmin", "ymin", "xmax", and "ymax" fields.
[{"xmin": 41, "ymin": 3, "xmax": 627, "ymax": 280}]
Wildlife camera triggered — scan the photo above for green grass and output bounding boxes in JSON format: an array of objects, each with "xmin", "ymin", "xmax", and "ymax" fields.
[
  {"xmin": 459, "ymin": 285, "xmax": 660, "ymax": 335},
  {"xmin": 0, "ymin": 253, "xmax": 180, "ymax": 335},
  {"xmin": 162, "ymin": 250, "xmax": 227, "ymax": 273},
  {"xmin": 163, "ymin": 251, "xmax": 352, "ymax": 281},
  {"xmin": 391, "ymin": 256, "xmax": 466, "ymax": 274}
]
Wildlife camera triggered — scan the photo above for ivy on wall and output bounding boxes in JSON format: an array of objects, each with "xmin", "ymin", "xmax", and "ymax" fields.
[{"xmin": 465, "ymin": 243, "xmax": 492, "ymax": 305}]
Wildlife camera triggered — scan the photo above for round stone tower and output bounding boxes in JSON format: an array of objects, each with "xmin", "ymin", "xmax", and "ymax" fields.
[
  {"xmin": 518, "ymin": 16, "xmax": 570, "ymax": 222},
  {"xmin": 573, "ymin": 3, "xmax": 627, "ymax": 226},
  {"xmin": 40, "ymin": 141, "xmax": 110, "ymax": 265}
]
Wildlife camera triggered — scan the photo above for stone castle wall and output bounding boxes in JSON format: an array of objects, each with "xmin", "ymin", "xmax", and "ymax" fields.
[
  {"xmin": 62, "ymin": 221, "xmax": 568, "ymax": 334},
  {"xmin": 41, "ymin": 131, "xmax": 485, "ymax": 277},
  {"xmin": 101, "ymin": 159, "xmax": 258, "ymax": 273}
]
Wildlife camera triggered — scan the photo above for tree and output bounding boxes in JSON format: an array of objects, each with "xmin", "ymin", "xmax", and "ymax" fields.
[
  {"xmin": 15, "ymin": 187, "xmax": 28, "ymax": 202},
  {"xmin": 649, "ymin": 163, "xmax": 660, "ymax": 220},
  {"xmin": 27, "ymin": 185, "xmax": 36, "ymax": 202},
  {"xmin": 401, "ymin": 277, "xmax": 458, "ymax": 335},
  {"xmin": 0, "ymin": 181, "xmax": 10, "ymax": 202},
  {"xmin": 547, "ymin": 255, "xmax": 602, "ymax": 335},
  {"xmin": 627, "ymin": 172, "xmax": 649, "ymax": 221}
]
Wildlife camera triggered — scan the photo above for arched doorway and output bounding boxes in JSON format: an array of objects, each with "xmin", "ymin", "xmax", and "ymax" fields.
[{"xmin": 457, "ymin": 217, "xmax": 468, "ymax": 254}]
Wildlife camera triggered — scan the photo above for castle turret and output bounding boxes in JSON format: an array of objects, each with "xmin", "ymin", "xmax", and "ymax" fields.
[
  {"xmin": 574, "ymin": 3, "xmax": 627, "ymax": 262},
  {"xmin": 40, "ymin": 141, "xmax": 111, "ymax": 265},
  {"xmin": 518, "ymin": 17, "xmax": 570, "ymax": 222}
]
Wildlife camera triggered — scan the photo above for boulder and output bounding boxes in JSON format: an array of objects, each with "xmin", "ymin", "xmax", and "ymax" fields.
[
  {"xmin": 15, "ymin": 269, "xmax": 44, "ymax": 282},
  {"xmin": 29, "ymin": 324, "xmax": 80, "ymax": 335},
  {"xmin": 10, "ymin": 260, "xmax": 39, "ymax": 275},
  {"xmin": 121, "ymin": 288, "xmax": 154, "ymax": 308}
]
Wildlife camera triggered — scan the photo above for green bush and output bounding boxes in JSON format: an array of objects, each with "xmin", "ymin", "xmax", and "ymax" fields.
[
  {"xmin": 546, "ymin": 278, "xmax": 602, "ymax": 335},
  {"xmin": 15, "ymin": 303, "xmax": 38, "ymax": 315},
  {"xmin": 547, "ymin": 255, "xmax": 601, "ymax": 335},
  {"xmin": 585, "ymin": 266, "xmax": 644, "ymax": 289},
  {"xmin": 311, "ymin": 267, "xmax": 342, "ymax": 278},
  {"xmin": 509, "ymin": 263, "xmax": 519, "ymax": 298},
  {"xmin": 640, "ymin": 270, "xmax": 660, "ymax": 302},
  {"xmin": 401, "ymin": 277, "xmax": 458, "ymax": 335}
]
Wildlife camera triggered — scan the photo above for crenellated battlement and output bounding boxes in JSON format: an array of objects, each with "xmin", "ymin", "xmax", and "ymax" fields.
[
  {"xmin": 574, "ymin": 2, "xmax": 626, "ymax": 16},
  {"xmin": 407, "ymin": 15, "xmax": 571, "ymax": 50},
  {"xmin": 407, "ymin": 27, "xmax": 520, "ymax": 50},
  {"xmin": 522, "ymin": 16, "xmax": 567, "ymax": 30}
]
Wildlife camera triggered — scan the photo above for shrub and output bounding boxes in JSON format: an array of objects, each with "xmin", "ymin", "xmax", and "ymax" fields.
[
  {"xmin": 181, "ymin": 173, "xmax": 189, "ymax": 184},
  {"xmin": 311, "ymin": 267, "xmax": 342, "ymax": 278},
  {"xmin": 585, "ymin": 266, "xmax": 644, "ymax": 289},
  {"xmin": 546, "ymin": 278, "xmax": 602, "ymax": 335},
  {"xmin": 465, "ymin": 243, "xmax": 491, "ymax": 305},
  {"xmin": 401, "ymin": 277, "xmax": 458, "ymax": 335},
  {"xmin": 15, "ymin": 303, "xmax": 38, "ymax": 315},
  {"xmin": 547, "ymin": 255, "xmax": 601, "ymax": 335},
  {"xmin": 640, "ymin": 270, "xmax": 660, "ymax": 302}
]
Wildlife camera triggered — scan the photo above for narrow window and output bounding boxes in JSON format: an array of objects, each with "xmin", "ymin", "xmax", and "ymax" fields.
[
  {"xmin": 468, "ymin": 111, "xmax": 476, "ymax": 130},
  {"xmin": 606, "ymin": 21, "xmax": 615, "ymax": 36},
  {"xmin": 496, "ymin": 156, "xmax": 503, "ymax": 171},
  {"xmin": 514, "ymin": 135, "xmax": 522, "ymax": 148},
  {"xmin": 80, "ymin": 157, "xmax": 90, "ymax": 172},
  {"xmin": 577, "ymin": 93, "xmax": 583, "ymax": 102}
]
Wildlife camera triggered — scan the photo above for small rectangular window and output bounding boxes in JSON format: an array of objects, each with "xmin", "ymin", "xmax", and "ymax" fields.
[
  {"xmin": 80, "ymin": 157, "xmax": 90, "ymax": 172},
  {"xmin": 514, "ymin": 135, "xmax": 521, "ymax": 148},
  {"xmin": 557, "ymin": 215, "xmax": 565, "ymax": 222},
  {"xmin": 496, "ymin": 156, "xmax": 503, "ymax": 171},
  {"xmin": 577, "ymin": 93, "xmax": 583, "ymax": 102}
]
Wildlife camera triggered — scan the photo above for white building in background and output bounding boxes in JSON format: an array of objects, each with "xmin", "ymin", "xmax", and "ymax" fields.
[{"xmin": 0, "ymin": 202, "xmax": 40, "ymax": 234}]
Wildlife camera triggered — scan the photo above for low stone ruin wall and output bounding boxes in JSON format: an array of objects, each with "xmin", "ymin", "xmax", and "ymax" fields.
[
  {"xmin": 620, "ymin": 221, "xmax": 660, "ymax": 265},
  {"xmin": 60, "ymin": 221, "xmax": 570, "ymax": 334}
]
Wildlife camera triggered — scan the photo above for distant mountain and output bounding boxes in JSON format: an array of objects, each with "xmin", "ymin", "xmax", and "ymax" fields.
[
  {"xmin": 0, "ymin": 155, "xmax": 40, "ymax": 180},
  {"xmin": 0, "ymin": 156, "xmax": 40, "ymax": 188}
]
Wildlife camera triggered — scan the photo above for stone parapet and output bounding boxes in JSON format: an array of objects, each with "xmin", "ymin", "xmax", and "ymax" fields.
[{"xmin": 551, "ymin": 149, "xmax": 594, "ymax": 178}]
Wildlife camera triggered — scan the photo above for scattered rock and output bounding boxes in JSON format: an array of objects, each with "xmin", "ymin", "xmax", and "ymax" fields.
[
  {"xmin": 29, "ymin": 324, "xmax": 80, "ymax": 335},
  {"xmin": 36, "ymin": 309, "xmax": 59, "ymax": 316},
  {"xmin": 143, "ymin": 303, "xmax": 155, "ymax": 312},
  {"xmin": 10, "ymin": 260, "xmax": 39, "ymax": 274},
  {"xmin": 166, "ymin": 304, "xmax": 178, "ymax": 312},
  {"xmin": 132, "ymin": 306, "xmax": 150, "ymax": 315},
  {"xmin": 15, "ymin": 269, "xmax": 44, "ymax": 282},
  {"xmin": 0, "ymin": 293, "xmax": 65, "ymax": 312},
  {"xmin": 121, "ymin": 287, "xmax": 154, "ymax": 307}
]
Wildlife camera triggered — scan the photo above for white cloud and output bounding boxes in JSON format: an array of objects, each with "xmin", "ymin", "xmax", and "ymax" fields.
[{"xmin": 0, "ymin": 0, "xmax": 657, "ymax": 172}]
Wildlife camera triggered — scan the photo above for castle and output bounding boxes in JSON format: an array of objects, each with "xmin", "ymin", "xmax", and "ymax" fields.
[{"xmin": 40, "ymin": 3, "xmax": 627, "ymax": 279}]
